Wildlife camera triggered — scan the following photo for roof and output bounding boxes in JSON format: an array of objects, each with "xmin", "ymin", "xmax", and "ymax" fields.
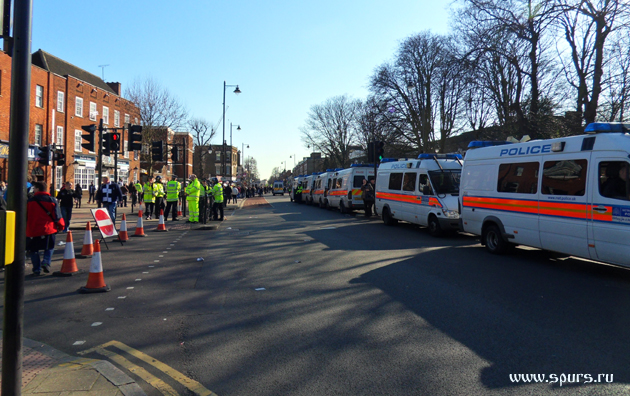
[{"xmin": 31, "ymin": 49, "xmax": 116, "ymax": 94}]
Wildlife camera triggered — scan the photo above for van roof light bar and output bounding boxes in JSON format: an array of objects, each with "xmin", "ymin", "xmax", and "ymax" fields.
[
  {"xmin": 417, "ymin": 153, "xmax": 463, "ymax": 160},
  {"xmin": 584, "ymin": 122, "xmax": 630, "ymax": 133},
  {"xmin": 379, "ymin": 158, "xmax": 398, "ymax": 163},
  {"xmin": 467, "ymin": 141, "xmax": 512, "ymax": 148}
]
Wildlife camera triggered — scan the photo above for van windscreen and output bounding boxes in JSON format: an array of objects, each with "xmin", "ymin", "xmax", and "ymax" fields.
[{"xmin": 428, "ymin": 170, "xmax": 461, "ymax": 195}]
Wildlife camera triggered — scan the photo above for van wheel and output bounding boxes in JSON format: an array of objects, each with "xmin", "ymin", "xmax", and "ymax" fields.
[
  {"xmin": 484, "ymin": 224, "xmax": 510, "ymax": 254},
  {"xmin": 340, "ymin": 201, "xmax": 347, "ymax": 214},
  {"xmin": 428, "ymin": 216, "xmax": 442, "ymax": 237},
  {"xmin": 382, "ymin": 207, "xmax": 398, "ymax": 226}
]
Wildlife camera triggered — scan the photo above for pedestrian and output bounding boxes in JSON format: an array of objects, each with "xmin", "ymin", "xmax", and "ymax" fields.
[
  {"xmin": 26, "ymin": 181, "xmax": 64, "ymax": 276},
  {"xmin": 232, "ymin": 185, "xmax": 239, "ymax": 204},
  {"xmin": 120, "ymin": 183, "xmax": 129, "ymax": 208},
  {"xmin": 154, "ymin": 175, "xmax": 166, "ymax": 213},
  {"xmin": 129, "ymin": 182, "xmax": 137, "ymax": 209},
  {"xmin": 74, "ymin": 183, "xmax": 83, "ymax": 208},
  {"xmin": 143, "ymin": 176, "xmax": 157, "ymax": 220},
  {"xmin": 88, "ymin": 181, "xmax": 96, "ymax": 203},
  {"xmin": 224, "ymin": 183, "xmax": 232, "ymax": 205},
  {"xmin": 134, "ymin": 179, "xmax": 143, "ymax": 208},
  {"xmin": 211, "ymin": 179, "xmax": 224, "ymax": 221},
  {"xmin": 185, "ymin": 174, "xmax": 201, "ymax": 223},
  {"xmin": 164, "ymin": 175, "xmax": 181, "ymax": 221},
  {"xmin": 57, "ymin": 181, "xmax": 76, "ymax": 232},
  {"xmin": 360, "ymin": 178, "xmax": 375, "ymax": 217},
  {"xmin": 95, "ymin": 176, "xmax": 123, "ymax": 226}
]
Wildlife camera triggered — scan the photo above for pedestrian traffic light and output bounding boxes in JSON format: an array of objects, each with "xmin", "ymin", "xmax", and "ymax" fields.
[
  {"xmin": 170, "ymin": 145, "xmax": 179, "ymax": 162},
  {"xmin": 128, "ymin": 124, "xmax": 143, "ymax": 151},
  {"xmin": 110, "ymin": 132, "xmax": 121, "ymax": 152},
  {"xmin": 81, "ymin": 124, "xmax": 97, "ymax": 152},
  {"xmin": 37, "ymin": 145, "xmax": 52, "ymax": 166},
  {"xmin": 367, "ymin": 142, "xmax": 375, "ymax": 162},
  {"xmin": 102, "ymin": 133, "xmax": 111, "ymax": 156},
  {"xmin": 54, "ymin": 150, "xmax": 65, "ymax": 166},
  {"xmin": 152, "ymin": 141, "xmax": 164, "ymax": 161},
  {"xmin": 376, "ymin": 141, "xmax": 385, "ymax": 162}
]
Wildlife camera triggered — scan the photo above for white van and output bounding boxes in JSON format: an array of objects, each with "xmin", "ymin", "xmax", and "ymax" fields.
[
  {"xmin": 302, "ymin": 174, "xmax": 315, "ymax": 205},
  {"xmin": 272, "ymin": 180, "xmax": 284, "ymax": 196},
  {"xmin": 327, "ymin": 165, "xmax": 375, "ymax": 213},
  {"xmin": 312, "ymin": 171, "xmax": 333, "ymax": 208},
  {"xmin": 460, "ymin": 122, "xmax": 630, "ymax": 267},
  {"xmin": 376, "ymin": 154, "xmax": 462, "ymax": 236}
]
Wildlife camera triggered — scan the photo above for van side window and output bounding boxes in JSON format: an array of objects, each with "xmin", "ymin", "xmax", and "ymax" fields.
[
  {"xmin": 541, "ymin": 159, "xmax": 588, "ymax": 196},
  {"xmin": 419, "ymin": 174, "xmax": 432, "ymax": 195},
  {"xmin": 599, "ymin": 161, "xmax": 630, "ymax": 201},
  {"xmin": 353, "ymin": 176, "xmax": 364, "ymax": 188},
  {"xmin": 402, "ymin": 173, "xmax": 416, "ymax": 192},
  {"xmin": 336, "ymin": 179, "xmax": 342, "ymax": 189},
  {"xmin": 497, "ymin": 162, "xmax": 539, "ymax": 194},
  {"xmin": 328, "ymin": 178, "xmax": 333, "ymax": 190},
  {"xmin": 388, "ymin": 173, "xmax": 403, "ymax": 190}
]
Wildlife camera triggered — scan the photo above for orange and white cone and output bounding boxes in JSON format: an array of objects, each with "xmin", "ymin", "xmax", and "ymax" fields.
[
  {"xmin": 133, "ymin": 210, "xmax": 147, "ymax": 237},
  {"xmin": 177, "ymin": 202, "xmax": 183, "ymax": 217},
  {"xmin": 53, "ymin": 231, "xmax": 83, "ymax": 277},
  {"xmin": 155, "ymin": 209, "xmax": 168, "ymax": 232},
  {"xmin": 117, "ymin": 214, "xmax": 129, "ymax": 242},
  {"xmin": 78, "ymin": 240, "xmax": 110, "ymax": 293},
  {"xmin": 79, "ymin": 222, "xmax": 94, "ymax": 258}
]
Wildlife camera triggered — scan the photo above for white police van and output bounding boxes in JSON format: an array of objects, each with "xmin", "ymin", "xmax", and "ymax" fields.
[
  {"xmin": 460, "ymin": 122, "xmax": 630, "ymax": 267},
  {"xmin": 327, "ymin": 165, "xmax": 375, "ymax": 213},
  {"xmin": 376, "ymin": 154, "xmax": 462, "ymax": 236},
  {"xmin": 311, "ymin": 171, "xmax": 333, "ymax": 208},
  {"xmin": 272, "ymin": 180, "xmax": 285, "ymax": 196},
  {"xmin": 302, "ymin": 174, "xmax": 315, "ymax": 205}
]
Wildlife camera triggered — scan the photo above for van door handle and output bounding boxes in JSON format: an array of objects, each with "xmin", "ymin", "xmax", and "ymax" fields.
[{"xmin": 593, "ymin": 206, "xmax": 608, "ymax": 213}]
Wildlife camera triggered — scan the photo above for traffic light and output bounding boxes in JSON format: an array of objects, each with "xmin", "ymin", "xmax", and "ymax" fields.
[
  {"xmin": 110, "ymin": 132, "xmax": 121, "ymax": 152},
  {"xmin": 367, "ymin": 142, "xmax": 375, "ymax": 162},
  {"xmin": 152, "ymin": 141, "xmax": 164, "ymax": 161},
  {"xmin": 102, "ymin": 133, "xmax": 111, "ymax": 156},
  {"xmin": 37, "ymin": 145, "xmax": 52, "ymax": 166},
  {"xmin": 81, "ymin": 124, "xmax": 96, "ymax": 152},
  {"xmin": 128, "ymin": 124, "xmax": 143, "ymax": 151},
  {"xmin": 376, "ymin": 141, "xmax": 385, "ymax": 162},
  {"xmin": 170, "ymin": 145, "xmax": 179, "ymax": 162},
  {"xmin": 54, "ymin": 150, "xmax": 65, "ymax": 166}
]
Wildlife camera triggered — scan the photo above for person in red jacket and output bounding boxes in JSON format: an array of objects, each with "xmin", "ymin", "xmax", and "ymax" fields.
[{"xmin": 26, "ymin": 181, "xmax": 64, "ymax": 276}]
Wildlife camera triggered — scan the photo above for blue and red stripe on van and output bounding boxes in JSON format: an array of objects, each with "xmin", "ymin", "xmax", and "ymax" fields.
[{"xmin": 376, "ymin": 192, "xmax": 443, "ymax": 208}]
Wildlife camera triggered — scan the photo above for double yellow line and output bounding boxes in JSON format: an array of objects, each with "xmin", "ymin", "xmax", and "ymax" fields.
[{"xmin": 79, "ymin": 340, "xmax": 217, "ymax": 396}]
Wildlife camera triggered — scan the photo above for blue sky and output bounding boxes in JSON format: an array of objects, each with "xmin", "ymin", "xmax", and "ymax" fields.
[{"xmin": 32, "ymin": 0, "xmax": 450, "ymax": 180}]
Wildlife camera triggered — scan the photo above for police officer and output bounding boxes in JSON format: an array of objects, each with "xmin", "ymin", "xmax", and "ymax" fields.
[
  {"xmin": 135, "ymin": 179, "xmax": 143, "ymax": 208},
  {"xmin": 143, "ymin": 176, "xmax": 157, "ymax": 220},
  {"xmin": 164, "ymin": 175, "xmax": 181, "ymax": 221},
  {"xmin": 185, "ymin": 174, "xmax": 201, "ymax": 223},
  {"xmin": 154, "ymin": 175, "xmax": 166, "ymax": 213},
  {"xmin": 211, "ymin": 178, "xmax": 224, "ymax": 221},
  {"xmin": 198, "ymin": 178, "xmax": 207, "ymax": 223}
]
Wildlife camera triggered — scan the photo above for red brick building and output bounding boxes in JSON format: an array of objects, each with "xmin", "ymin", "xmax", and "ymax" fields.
[
  {"xmin": 0, "ymin": 49, "xmax": 141, "ymax": 190},
  {"xmin": 138, "ymin": 128, "xmax": 193, "ymax": 183}
]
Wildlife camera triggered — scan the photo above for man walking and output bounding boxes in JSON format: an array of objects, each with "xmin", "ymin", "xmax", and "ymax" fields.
[
  {"xmin": 96, "ymin": 176, "xmax": 123, "ymax": 226},
  {"xmin": 57, "ymin": 181, "xmax": 76, "ymax": 232},
  {"xmin": 143, "ymin": 176, "xmax": 157, "ymax": 220},
  {"xmin": 88, "ymin": 181, "xmax": 96, "ymax": 203},
  {"xmin": 26, "ymin": 182, "xmax": 64, "ymax": 275},
  {"xmin": 164, "ymin": 175, "xmax": 181, "ymax": 221},
  {"xmin": 185, "ymin": 174, "xmax": 201, "ymax": 223}
]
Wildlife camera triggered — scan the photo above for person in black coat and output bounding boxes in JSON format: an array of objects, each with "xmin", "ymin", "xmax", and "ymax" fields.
[
  {"xmin": 57, "ymin": 182, "xmax": 76, "ymax": 232},
  {"xmin": 75, "ymin": 184, "xmax": 83, "ymax": 208}
]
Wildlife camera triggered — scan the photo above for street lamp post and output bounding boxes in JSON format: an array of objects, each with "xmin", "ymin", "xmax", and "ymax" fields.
[
  {"xmin": 222, "ymin": 81, "xmax": 241, "ymax": 181},
  {"xmin": 229, "ymin": 122, "xmax": 241, "ymax": 180},
  {"xmin": 242, "ymin": 142, "xmax": 249, "ymax": 184}
]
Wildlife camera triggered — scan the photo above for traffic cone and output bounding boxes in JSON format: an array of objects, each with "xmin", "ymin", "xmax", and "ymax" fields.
[
  {"xmin": 53, "ymin": 231, "xmax": 83, "ymax": 277},
  {"xmin": 177, "ymin": 202, "xmax": 183, "ymax": 217},
  {"xmin": 117, "ymin": 214, "xmax": 129, "ymax": 242},
  {"xmin": 79, "ymin": 222, "xmax": 94, "ymax": 258},
  {"xmin": 133, "ymin": 210, "xmax": 147, "ymax": 237},
  {"xmin": 78, "ymin": 240, "xmax": 110, "ymax": 293},
  {"xmin": 155, "ymin": 209, "xmax": 168, "ymax": 232}
]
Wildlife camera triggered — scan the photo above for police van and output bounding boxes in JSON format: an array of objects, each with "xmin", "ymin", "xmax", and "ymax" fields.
[
  {"xmin": 376, "ymin": 154, "xmax": 462, "ymax": 236},
  {"xmin": 460, "ymin": 122, "xmax": 630, "ymax": 267},
  {"xmin": 301, "ymin": 174, "xmax": 315, "ymax": 205},
  {"xmin": 327, "ymin": 165, "xmax": 375, "ymax": 213},
  {"xmin": 311, "ymin": 171, "xmax": 333, "ymax": 208},
  {"xmin": 290, "ymin": 176, "xmax": 302, "ymax": 203},
  {"xmin": 272, "ymin": 180, "xmax": 285, "ymax": 196}
]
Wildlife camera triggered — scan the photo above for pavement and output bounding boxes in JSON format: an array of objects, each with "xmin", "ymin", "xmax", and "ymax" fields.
[{"xmin": 0, "ymin": 195, "xmax": 251, "ymax": 395}]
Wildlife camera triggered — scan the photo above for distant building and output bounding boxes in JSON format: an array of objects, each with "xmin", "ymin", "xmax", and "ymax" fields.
[
  {"xmin": 293, "ymin": 152, "xmax": 324, "ymax": 176},
  {"xmin": 193, "ymin": 144, "xmax": 240, "ymax": 181}
]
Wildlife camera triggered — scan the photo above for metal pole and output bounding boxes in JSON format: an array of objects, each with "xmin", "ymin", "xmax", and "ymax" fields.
[
  {"xmin": 97, "ymin": 118, "xmax": 104, "ymax": 198},
  {"xmin": 3, "ymin": 1, "xmax": 32, "ymax": 394},
  {"xmin": 50, "ymin": 143, "xmax": 56, "ymax": 195},
  {"xmin": 183, "ymin": 138, "xmax": 187, "ymax": 217},
  {"xmin": 222, "ymin": 81, "xmax": 226, "ymax": 181}
]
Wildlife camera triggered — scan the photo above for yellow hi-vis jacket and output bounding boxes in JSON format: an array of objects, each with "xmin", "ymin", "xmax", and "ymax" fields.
[
  {"xmin": 154, "ymin": 182, "xmax": 165, "ymax": 198},
  {"xmin": 186, "ymin": 179, "xmax": 201, "ymax": 201},
  {"xmin": 200, "ymin": 184, "xmax": 207, "ymax": 197},
  {"xmin": 166, "ymin": 180, "xmax": 181, "ymax": 202},
  {"xmin": 135, "ymin": 183, "xmax": 143, "ymax": 194},
  {"xmin": 212, "ymin": 183, "xmax": 224, "ymax": 203},
  {"xmin": 143, "ymin": 183, "xmax": 156, "ymax": 203}
]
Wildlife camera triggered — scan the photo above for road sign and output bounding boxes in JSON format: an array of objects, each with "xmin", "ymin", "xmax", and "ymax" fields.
[{"xmin": 91, "ymin": 208, "xmax": 118, "ymax": 238}]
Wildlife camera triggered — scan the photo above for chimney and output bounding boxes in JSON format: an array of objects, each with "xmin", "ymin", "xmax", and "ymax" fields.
[{"xmin": 106, "ymin": 82, "xmax": 121, "ymax": 96}]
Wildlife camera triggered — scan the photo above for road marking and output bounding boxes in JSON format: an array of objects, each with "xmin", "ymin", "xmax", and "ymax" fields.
[
  {"xmin": 79, "ymin": 341, "xmax": 217, "ymax": 396},
  {"xmin": 159, "ymin": 255, "xmax": 164, "ymax": 257}
]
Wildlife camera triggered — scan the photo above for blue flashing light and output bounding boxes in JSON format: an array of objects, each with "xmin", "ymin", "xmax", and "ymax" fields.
[
  {"xmin": 585, "ymin": 122, "xmax": 630, "ymax": 133},
  {"xmin": 351, "ymin": 164, "xmax": 374, "ymax": 168},
  {"xmin": 468, "ymin": 141, "xmax": 512, "ymax": 148},
  {"xmin": 325, "ymin": 169, "xmax": 334, "ymax": 172},
  {"xmin": 379, "ymin": 158, "xmax": 398, "ymax": 163},
  {"xmin": 417, "ymin": 153, "xmax": 463, "ymax": 160},
  {"xmin": 334, "ymin": 168, "xmax": 343, "ymax": 171}
]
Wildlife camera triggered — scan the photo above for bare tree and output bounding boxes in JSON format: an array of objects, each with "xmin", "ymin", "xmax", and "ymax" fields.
[
  {"xmin": 244, "ymin": 156, "xmax": 260, "ymax": 183},
  {"xmin": 600, "ymin": 32, "xmax": 630, "ymax": 121},
  {"xmin": 301, "ymin": 95, "xmax": 361, "ymax": 168},
  {"xmin": 124, "ymin": 77, "xmax": 189, "ymax": 170},
  {"xmin": 188, "ymin": 118, "xmax": 216, "ymax": 177}
]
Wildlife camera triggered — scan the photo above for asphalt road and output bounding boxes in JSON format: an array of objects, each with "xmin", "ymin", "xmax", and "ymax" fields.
[{"xmin": 3, "ymin": 194, "xmax": 630, "ymax": 395}]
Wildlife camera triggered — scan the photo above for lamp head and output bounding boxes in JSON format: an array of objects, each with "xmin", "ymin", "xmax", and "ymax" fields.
[
  {"xmin": 233, "ymin": 86, "xmax": 241, "ymax": 95},
  {"xmin": 237, "ymin": 125, "xmax": 241, "ymax": 131}
]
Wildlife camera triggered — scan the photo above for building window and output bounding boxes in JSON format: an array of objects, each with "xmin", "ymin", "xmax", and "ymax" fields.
[
  {"xmin": 35, "ymin": 85, "xmax": 44, "ymax": 108},
  {"xmin": 114, "ymin": 110, "xmax": 120, "ymax": 127},
  {"xmin": 34, "ymin": 124, "xmax": 43, "ymax": 145},
  {"xmin": 75, "ymin": 130, "xmax": 82, "ymax": 152},
  {"xmin": 103, "ymin": 107, "xmax": 109, "ymax": 124},
  {"xmin": 75, "ymin": 97, "xmax": 83, "ymax": 117},
  {"xmin": 89, "ymin": 102, "xmax": 97, "ymax": 121},
  {"xmin": 134, "ymin": 117, "xmax": 138, "ymax": 124},
  {"xmin": 74, "ymin": 167, "xmax": 95, "ymax": 190},
  {"xmin": 124, "ymin": 141, "xmax": 129, "ymax": 159},
  {"xmin": 57, "ymin": 91, "xmax": 64, "ymax": 112},
  {"xmin": 56, "ymin": 126, "xmax": 64, "ymax": 147},
  {"xmin": 55, "ymin": 166, "xmax": 63, "ymax": 190},
  {"xmin": 124, "ymin": 114, "xmax": 130, "ymax": 125}
]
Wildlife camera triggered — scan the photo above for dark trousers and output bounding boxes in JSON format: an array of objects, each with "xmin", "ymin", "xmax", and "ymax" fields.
[
  {"xmin": 364, "ymin": 200, "xmax": 374, "ymax": 216},
  {"xmin": 61, "ymin": 206, "xmax": 72, "ymax": 232},
  {"xmin": 212, "ymin": 201, "xmax": 224, "ymax": 221},
  {"xmin": 164, "ymin": 201, "xmax": 178, "ymax": 220},
  {"xmin": 145, "ymin": 202, "xmax": 155, "ymax": 217},
  {"xmin": 75, "ymin": 196, "xmax": 82, "ymax": 208},
  {"xmin": 155, "ymin": 197, "xmax": 164, "ymax": 214},
  {"xmin": 88, "ymin": 192, "xmax": 95, "ymax": 203}
]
